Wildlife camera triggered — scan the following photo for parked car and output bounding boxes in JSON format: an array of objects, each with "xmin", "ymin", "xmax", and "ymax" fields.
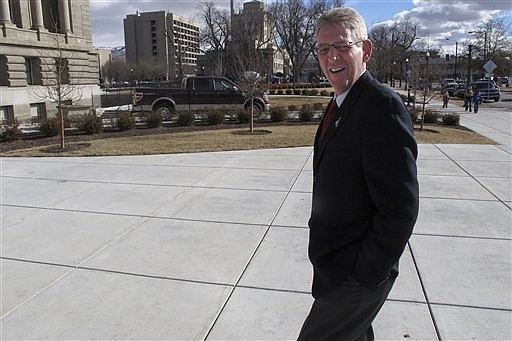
[
  {"xmin": 442, "ymin": 78, "xmax": 456, "ymax": 87},
  {"xmin": 494, "ymin": 76, "xmax": 509, "ymax": 87},
  {"xmin": 454, "ymin": 83, "xmax": 466, "ymax": 99},
  {"xmin": 443, "ymin": 82, "xmax": 459, "ymax": 96},
  {"xmin": 472, "ymin": 81, "xmax": 500, "ymax": 102}
]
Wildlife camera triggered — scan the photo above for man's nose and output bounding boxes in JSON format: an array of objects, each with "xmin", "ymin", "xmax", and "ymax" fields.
[{"xmin": 327, "ymin": 47, "xmax": 339, "ymax": 62}]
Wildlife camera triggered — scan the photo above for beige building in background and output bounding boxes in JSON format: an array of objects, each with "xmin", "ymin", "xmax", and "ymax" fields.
[
  {"xmin": 124, "ymin": 11, "xmax": 199, "ymax": 80},
  {"xmin": 229, "ymin": 0, "xmax": 284, "ymax": 78},
  {"xmin": 0, "ymin": 0, "xmax": 100, "ymax": 122}
]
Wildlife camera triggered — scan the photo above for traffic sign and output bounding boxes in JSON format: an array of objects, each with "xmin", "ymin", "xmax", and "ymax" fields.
[{"xmin": 483, "ymin": 60, "xmax": 497, "ymax": 74}]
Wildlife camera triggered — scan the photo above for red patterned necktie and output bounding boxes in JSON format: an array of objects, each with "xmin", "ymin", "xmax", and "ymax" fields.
[{"xmin": 320, "ymin": 100, "xmax": 338, "ymax": 141}]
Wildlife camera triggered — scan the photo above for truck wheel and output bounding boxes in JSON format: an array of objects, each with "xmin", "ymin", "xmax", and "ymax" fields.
[
  {"xmin": 153, "ymin": 103, "xmax": 174, "ymax": 120},
  {"xmin": 245, "ymin": 103, "xmax": 263, "ymax": 118}
]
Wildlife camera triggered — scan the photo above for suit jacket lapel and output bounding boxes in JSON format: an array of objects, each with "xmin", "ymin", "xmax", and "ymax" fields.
[{"xmin": 313, "ymin": 71, "xmax": 372, "ymax": 171}]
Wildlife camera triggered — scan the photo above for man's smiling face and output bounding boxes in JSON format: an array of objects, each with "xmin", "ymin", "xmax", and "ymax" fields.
[{"xmin": 317, "ymin": 23, "xmax": 372, "ymax": 96}]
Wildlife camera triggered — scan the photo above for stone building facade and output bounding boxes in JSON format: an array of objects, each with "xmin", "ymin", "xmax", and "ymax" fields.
[
  {"xmin": 0, "ymin": 0, "xmax": 100, "ymax": 122},
  {"xmin": 228, "ymin": 0, "xmax": 285, "ymax": 78}
]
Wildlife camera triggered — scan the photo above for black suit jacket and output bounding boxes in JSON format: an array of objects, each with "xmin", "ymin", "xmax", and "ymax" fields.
[{"xmin": 308, "ymin": 71, "xmax": 419, "ymax": 298}]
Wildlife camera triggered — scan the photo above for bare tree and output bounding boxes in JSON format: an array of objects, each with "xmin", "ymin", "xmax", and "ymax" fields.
[
  {"xmin": 103, "ymin": 60, "xmax": 130, "ymax": 83},
  {"xmin": 368, "ymin": 21, "xmax": 417, "ymax": 84},
  {"xmin": 268, "ymin": 0, "xmax": 343, "ymax": 85},
  {"xmin": 197, "ymin": 2, "xmax": 230, "ymax": 76},
  {"xmin": 229, "ymin": 6, "xmax": 274, "ymax": 78},
  {"xmin": 161, "ymin": 26, "xmax": 182, "ymax": 81},
  {"xmin": 472, "ymin": 15, "xmax": 512, "ymax": 60},
  {"xmin": 468, "ymin": 15, "xmax": 512, "ymax": 76},
  {"xmin": 229, "ymin": 38, "xmax": 269, "ymax": 133},
  {"xmin": 34, "ymin": 30, "xmax": 83, "ymax": 149},
  {"xmin": 368, "ymin": 24, "xmax": 393, "ymax": 82}
]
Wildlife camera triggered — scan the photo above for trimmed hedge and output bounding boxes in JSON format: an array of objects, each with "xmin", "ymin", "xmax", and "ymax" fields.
[
  {"xmin": 207, "ymin": 110, "xmax": 225, "ymax": 125},
  {"xmin": 79, "ymin": 114, "xmax": 103, "ymax": 134},
  {"xmin": 177, "ymin": 111, "xmax": 195, "ymax": 126},
  {"xmin": 144, "ymin": 111, "xmax": 163, "ymax": 128},
  {"xmin": 442, "ymin": 113, "xmax": 460, "ymax": 126},
  {"xmin": 270, "ymin": 107, "xmax": 288, "ymax": 122},
  {"xmin": 299, "ymin": 104, "xmax": 314, "ymax": 122},
  {"xmin": 38, "ymin": 117, "xmax": 60, "ymax": 136},
  {"xmin": 115, "ymin": 113, "xmax": 135, "ymax": 131},
  {"xmin": 237, "ymin": 110, "xmax": 251, "ymax": 124},
  {"xmin": 1, "ymin": 119, "xmax": 23, "ymax": 140}
]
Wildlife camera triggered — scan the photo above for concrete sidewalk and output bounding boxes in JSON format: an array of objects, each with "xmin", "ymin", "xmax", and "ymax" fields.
[{"xmin": 1, "ymin": 110, "xmax": 511, "ymax": 339}]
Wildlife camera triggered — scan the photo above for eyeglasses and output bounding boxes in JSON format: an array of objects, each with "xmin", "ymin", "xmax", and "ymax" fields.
[{"xmin": 316, "ymin": 40, "xmax": 365, "ymax": 55}]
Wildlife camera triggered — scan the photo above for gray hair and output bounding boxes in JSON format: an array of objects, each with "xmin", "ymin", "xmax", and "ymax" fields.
[{"xmin": 316, "ymin": 7, "xmax": 368, "ymax": 42}]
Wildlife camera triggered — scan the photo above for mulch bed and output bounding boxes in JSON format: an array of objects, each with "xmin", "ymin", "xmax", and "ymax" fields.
[
  {"xmin": 0, "ymin": 121, "xmax": 317, "ymax": 153},
  {"xmin": 231, "ymin": 129, "xmax": 272, "ymax": 135}
]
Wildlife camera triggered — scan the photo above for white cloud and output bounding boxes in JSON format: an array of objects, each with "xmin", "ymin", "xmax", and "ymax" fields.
[
  {"xmin": 90, "ymin": 0, "xmax": 511, "ymax": 52},
  {"xmin": 377, "ymin": 0, "xmax": 511, "ymax": 53}
]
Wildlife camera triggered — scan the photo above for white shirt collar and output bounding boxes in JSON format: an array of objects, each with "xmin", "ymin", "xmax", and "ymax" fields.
[
  {"xmin": 334, "ymin": 88, "xmax": 350, "ymax": 107},
  {"xmin": 333, "ymin": 70, "xmax": 366, "ymax": 107}
]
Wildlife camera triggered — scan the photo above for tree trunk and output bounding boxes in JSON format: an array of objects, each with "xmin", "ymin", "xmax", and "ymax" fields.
[{"xmin": 59, "ymin": 106, "xmax": 65, "ymax": 149}]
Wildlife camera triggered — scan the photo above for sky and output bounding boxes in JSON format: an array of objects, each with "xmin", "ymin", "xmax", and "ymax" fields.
[{"xmin": 90, "ymin": 0, "xmax": 512, "ymax": 54}]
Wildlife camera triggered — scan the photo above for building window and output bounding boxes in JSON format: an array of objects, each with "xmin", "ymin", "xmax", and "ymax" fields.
[
  {"xmin": 42, "ymin": 0, "xmax": 60, "ymax": 32},
  {"xmin": 25, "ymin": 57, "xmax": 42, "ymax": 85},
  {"xmin": 30, "ymin": 103, "xmax": 46, "ymax": 119},
  {"xmin": 25, "ymin": 58, "xmax": 34, "ymax": 84},
  {"xmin": 56, "ymin": 58, "xmax": 70, "ymax": 84},
  {"xmin": 8, "ymin": 0, "xmax": 22, "ymax": 28},
  {"xmin": 0, "ymin": 55, "xmax": 8, "ymax": 86},
  {"xmin": 0, "ymin": 105, "xmax": 14, "ymax": 122}
]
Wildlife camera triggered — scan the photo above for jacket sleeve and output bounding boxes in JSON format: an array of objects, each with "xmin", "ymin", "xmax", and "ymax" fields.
[{"xmin": 352, "ymin": 92, "xmax": 419, "ymax": 289}]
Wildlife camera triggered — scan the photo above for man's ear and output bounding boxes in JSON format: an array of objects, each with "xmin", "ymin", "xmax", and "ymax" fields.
[{"xmin": 362, "ymin": 39, "xmax": 373, "ymax": 62}]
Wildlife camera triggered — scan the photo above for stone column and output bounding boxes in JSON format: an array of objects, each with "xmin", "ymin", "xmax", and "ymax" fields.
[
  {"xmin": 58, "ymin": 0, "xmax": 70, "ymax": 33},
  {"xmin": 30, "ymin": 0, "xmax": 44, "ymax": 30},
  {"xmin": 0, "ymin": 0, "xmax": 12, "ymax": 25}
]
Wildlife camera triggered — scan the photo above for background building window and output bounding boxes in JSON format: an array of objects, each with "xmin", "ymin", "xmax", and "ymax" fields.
[
  {"xmin": 42, "ymin": 0, "xmax": 61, "ymax": 32},
  {"xmin": 30, "ymin": 103, "xmax": 47, "ymax": 119},
  {"xmin": 56, "ymin": 58, "xmax": 70, "ymax": 84},
  {"xmin": 25, "ymin": 58, "xmax": 34, "ymax": 84},
  {"xmin": 0, "ymin": 105, "xmax": 14, "ymax": 122},
  {"xmin": 8, "ymin": 0, "xmax": 22, "ymax": 28},
  {"xmin": 0, "ymin": 55, "xmax": 8, "ymax": 86},
  {"xmin": 25, "ymin": 57, "xmax": 42, "ymax": 85}
]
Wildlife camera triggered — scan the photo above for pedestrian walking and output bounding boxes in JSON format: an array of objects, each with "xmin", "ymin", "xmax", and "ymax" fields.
[
  {"xmin": 298, "ymin": 7, "xmax": 419, "ymax": 341},
  {"xmin": 442, "ymin": 91, "xmax": 449, "ymax": 108},
  {"xmin": 473, "ymin": 91, "xmax": 483, "ymax": 113},
  {"xmin": 464, "ymin": 87, "xmax": 473, "ymax": 112}
]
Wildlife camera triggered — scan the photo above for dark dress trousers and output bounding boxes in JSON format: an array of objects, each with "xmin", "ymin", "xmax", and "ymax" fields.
[{"xmin": 299, "ymin": 71, "xmax": 419, "ymax": 340}]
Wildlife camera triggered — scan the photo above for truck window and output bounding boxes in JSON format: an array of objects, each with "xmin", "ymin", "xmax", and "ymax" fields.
[
  {"xmin": 214, "ymin": 79, "xmax": 238, "ymax": 92},
  {"xmin": 194, "ymin": 78, "xmax": 212, "ymax": 91}
]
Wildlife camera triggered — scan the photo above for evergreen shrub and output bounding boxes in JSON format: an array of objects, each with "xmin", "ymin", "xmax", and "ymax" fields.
[
  {"xmin": 38, "ymin": 117, "xmax": 60, "ymax": 137},
  {"xmin": 115, "ymin": 113, "xmax": 135, "ymax": 131},
  {"xmin": 144, "ymin": 111, "xmax": 163, "ymax": 128}
]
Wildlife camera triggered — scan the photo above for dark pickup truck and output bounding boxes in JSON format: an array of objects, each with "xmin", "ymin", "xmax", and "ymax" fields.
[
  {"xmin": 472, "ymin": 80, "xmax": 500, "ymax": 102},
  {"xmin": 132, "ymin": 76, "xmax": 270, "ymax": 119}
]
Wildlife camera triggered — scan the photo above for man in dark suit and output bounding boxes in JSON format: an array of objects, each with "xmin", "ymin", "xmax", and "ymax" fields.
[{"xmin": 297, "ymin": 7, "xmax": 419, "ymax": 341}]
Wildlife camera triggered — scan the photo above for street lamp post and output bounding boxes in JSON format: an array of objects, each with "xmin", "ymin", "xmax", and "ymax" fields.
[
  {"xmin": 399, "ymin": 61, "xmax": 402, "ymax": 88},
  {"xmin": 421, "ymin": 51, "xmax": 430, "ymax": 131},
  {"xmin": 469, "ymin": 30, "xmax": 488, "ymax": 68},
  {"xmin": 445, "ymin": 38, "xmax": 458, "ymax": 78},
  {"xmin": 405, "ymin": 57, "xmax": 410, "ymax": 106},
  {"xmin": 389, "ymin": 62, "xmax": 395, "ymax": 87},
  {"xmin": 467, "ymin": 44, "xmax": 473, "ymax": 86}
]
